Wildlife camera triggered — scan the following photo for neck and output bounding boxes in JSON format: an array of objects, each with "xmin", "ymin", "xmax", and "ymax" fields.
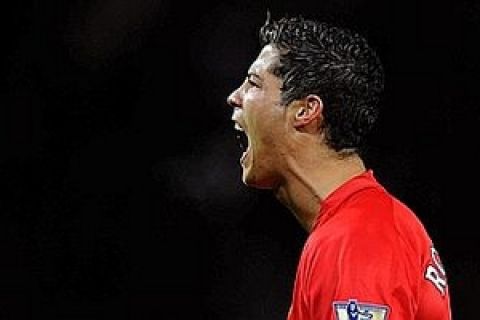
[{"xmin": 274, "ymin": 148, "xmax": 366, "ymax": 232}]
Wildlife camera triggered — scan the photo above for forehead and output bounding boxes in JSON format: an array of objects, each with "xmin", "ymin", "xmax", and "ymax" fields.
[{"xmin": 248, "ymin": 44, "xmax": 280, "ymax": 74}]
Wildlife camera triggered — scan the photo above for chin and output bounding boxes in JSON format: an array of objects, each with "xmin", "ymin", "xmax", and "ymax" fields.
[{"xmin": 242, "ymin": 167, "xmax": 277, "ymax": 190}]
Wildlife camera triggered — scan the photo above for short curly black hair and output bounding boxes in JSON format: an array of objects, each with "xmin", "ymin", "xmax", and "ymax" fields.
[{"xmin": 259, "ymin": 13, "xmax": 385, "ymax": 153}]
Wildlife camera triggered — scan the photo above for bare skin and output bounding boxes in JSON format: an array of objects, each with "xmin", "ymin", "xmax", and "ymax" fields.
[{"xmin": 227, "ymin": 44, "xmax": 366, "ymax": 232}]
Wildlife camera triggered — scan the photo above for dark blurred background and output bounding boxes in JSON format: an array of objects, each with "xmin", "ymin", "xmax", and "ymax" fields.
[{"xmin": 1, "ymin": 0, "xmax": 479, "ymax": 319}]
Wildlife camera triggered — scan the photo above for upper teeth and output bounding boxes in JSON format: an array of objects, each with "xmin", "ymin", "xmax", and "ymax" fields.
[{"xmin": 234, "ymin": 123, "xmax": 244, "ymax": 132}]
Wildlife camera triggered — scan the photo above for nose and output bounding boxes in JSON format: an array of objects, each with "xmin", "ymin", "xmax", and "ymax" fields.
[{"xmin": 227, "ymin": 87, "xmax": 242, "ymax": 109}]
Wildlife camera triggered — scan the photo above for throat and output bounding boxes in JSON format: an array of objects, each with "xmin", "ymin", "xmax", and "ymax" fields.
[
  {"xmin": 274, "ymin": 180, "xmax": 323, "ymax": 232},
  {"xmin": 274, "ymin": 153, "xmax": 366, "ymax": 232}
]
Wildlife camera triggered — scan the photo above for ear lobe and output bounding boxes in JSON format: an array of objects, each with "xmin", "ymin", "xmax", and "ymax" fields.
[{"xmin": 293, "ymin": 95, "xmax": 323, "ymax": 128}]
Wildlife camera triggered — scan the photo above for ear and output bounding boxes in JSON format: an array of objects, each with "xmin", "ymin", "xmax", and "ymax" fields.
[{"xmin": 293, "ymin": 95, "xmax": 323, "ymax": 129}]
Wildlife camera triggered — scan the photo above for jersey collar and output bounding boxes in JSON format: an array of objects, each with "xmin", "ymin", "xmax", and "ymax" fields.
[{"xmin": 311, "ymin": 169, "xmax": 382, "ymax": 231}]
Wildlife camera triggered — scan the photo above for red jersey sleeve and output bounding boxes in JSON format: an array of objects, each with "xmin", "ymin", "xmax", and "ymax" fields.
[
  {"xmin": 289, "ymin": 208, "xmax": 419, "ymax": 320},
  {"xmin": 320, "ymin": 216, "xmax": 414, "ymax": 319}
]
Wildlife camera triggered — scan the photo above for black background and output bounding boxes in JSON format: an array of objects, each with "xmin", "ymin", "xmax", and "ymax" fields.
[{"xmin": 2, "ymin": 0, "xmax": 479, "ymax": 319}]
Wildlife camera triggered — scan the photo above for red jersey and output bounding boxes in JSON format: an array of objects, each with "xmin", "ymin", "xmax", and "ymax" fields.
[{"xmin": 287, "ymin": 170, "xmax": 451, "ymax": 320}]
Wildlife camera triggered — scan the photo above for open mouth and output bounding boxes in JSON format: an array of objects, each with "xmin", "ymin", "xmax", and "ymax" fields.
[
  {"xmin": 234, "ymin": 123, "xmax": 248, "ymax": 150},
  {"xmin": 234, "ymin": 123, "xmax": 250, "ymax": 164}
]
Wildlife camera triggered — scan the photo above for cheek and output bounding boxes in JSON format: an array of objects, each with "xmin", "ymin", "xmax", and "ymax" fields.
[
  {"xmin": 254, "ymin": 113, "xmax": 284, "ymax": 149},
  {"xmin": 244, "ymin": 92, "xmax": 284, "ymax": 142}
]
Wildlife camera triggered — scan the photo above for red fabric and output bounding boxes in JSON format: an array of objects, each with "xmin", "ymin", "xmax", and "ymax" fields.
[{"xmin": 287, "ymin": 170, "xmax": 451, "ymax": 320}]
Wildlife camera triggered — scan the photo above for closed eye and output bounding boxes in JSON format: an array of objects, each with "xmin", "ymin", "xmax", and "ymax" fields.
[
  {"xmin": 247, "ymin": 78, "xmax": 259, "ymax": 87},
  {"xmin": 246, "ymin": 74, "xmax": 261, "ymax": 88}
]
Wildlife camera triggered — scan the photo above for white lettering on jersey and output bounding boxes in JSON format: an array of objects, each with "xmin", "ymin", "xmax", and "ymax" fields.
[{"xmin": 424, "ymin": 246, "xmax": 447, "ymax": 295}]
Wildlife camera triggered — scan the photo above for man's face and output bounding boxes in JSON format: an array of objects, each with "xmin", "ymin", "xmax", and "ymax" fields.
[{"xmin": 227, "ymin": 45, "xmax": 287, "ymax": 189}]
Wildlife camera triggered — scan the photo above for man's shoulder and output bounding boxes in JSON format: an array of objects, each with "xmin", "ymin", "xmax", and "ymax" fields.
[{"xmin": 306, "ymin": 190, "xmax": 426, "ymax": 257}]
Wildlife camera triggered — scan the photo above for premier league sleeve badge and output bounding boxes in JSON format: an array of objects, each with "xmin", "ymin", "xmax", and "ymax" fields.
[{"xmin": 333, "ymin": 299, "xmax": 389, "ymax": 320}]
